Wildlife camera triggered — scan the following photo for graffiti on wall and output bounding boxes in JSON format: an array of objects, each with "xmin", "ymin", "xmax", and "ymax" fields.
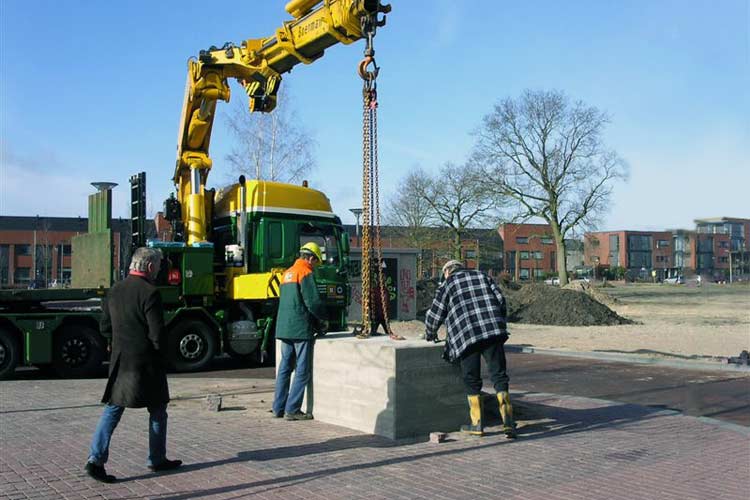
[{"xmin": 399, "ymin": 268, "xmax": 415, "ymax": 314}]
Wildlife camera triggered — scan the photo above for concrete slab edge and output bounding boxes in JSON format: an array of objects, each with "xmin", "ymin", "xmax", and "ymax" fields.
[
  {"xmin": 506, "ymin": 345, "xmax": 750, "ymax": 373},
  {"xmin": 513, "ymin": 391, "xmax": 750, "ymax": 435},
  {"xmin": 694, "ymin": 416, "xmax": 750, "ymax": 436}
]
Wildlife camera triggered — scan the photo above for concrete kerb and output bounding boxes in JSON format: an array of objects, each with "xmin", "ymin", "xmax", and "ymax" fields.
[{"xmin": 505, "ymin": 345, "xmax": 750, "ymax": 373}]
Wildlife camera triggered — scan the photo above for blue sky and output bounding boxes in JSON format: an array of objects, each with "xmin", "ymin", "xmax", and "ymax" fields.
[{"xmin": 1, "ymin": 0, "xmax": 748, "ymax": 231}]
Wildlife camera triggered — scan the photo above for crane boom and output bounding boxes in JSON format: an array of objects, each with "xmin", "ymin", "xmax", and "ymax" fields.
[{"xmin": 174, "ymin": 0, "xmax": 390, "ymax": 245}]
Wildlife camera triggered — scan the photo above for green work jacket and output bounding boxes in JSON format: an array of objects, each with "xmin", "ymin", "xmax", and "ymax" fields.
[{"xmin": 275, "ymin": 258, "xmax": 327, "ymax": 340}]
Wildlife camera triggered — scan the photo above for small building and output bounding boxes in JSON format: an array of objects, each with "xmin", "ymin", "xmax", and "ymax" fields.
[{"xmin": 346, "ymin": 247, "xmax": 418, "ymax": 322}]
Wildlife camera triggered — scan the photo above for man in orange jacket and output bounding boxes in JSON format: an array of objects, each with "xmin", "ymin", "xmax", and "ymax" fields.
[{"xmin": 272, "ymin": 242, "xmax": 327, "ymax": 420}]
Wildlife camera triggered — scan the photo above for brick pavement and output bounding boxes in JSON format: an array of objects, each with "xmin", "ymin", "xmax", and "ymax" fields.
[{"xmin": 1, "ymin": 376, "xmax": 748, "ymax": 500}]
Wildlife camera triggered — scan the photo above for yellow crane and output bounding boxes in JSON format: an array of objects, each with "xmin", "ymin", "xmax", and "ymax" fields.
[{"xmin": 173, "ymin": 0, "xmax": 390, "ymax": 246}]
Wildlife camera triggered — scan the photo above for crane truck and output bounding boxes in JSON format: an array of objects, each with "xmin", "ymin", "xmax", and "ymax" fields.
[{"xmin": 0, "ymin": 0, "xmax": 391, "ymax": 379}]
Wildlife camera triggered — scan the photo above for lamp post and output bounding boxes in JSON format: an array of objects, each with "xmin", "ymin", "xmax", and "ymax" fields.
[{"xmin": 349, "ymin": 208, "xmax": 363, "ymax": 238}]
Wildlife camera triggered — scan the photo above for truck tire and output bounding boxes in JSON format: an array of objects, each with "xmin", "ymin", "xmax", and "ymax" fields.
[
  {"xmin": 169, "ymin": 320, "xmax": 216, "ymax": 372},
  {"xmin": 53, "ymin": 325, "xmax": 106, "ymax": 378},
  {"xmin": 0, "ymin": 328, "xmax": 21, "ymax": 380}
]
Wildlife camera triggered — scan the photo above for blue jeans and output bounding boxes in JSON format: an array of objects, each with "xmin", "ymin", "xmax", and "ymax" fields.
[
  {"xmin": 273, "ymin": 339, "xmax": 313, "ymax": 415},
  {"xmin": 88, "ymin": 403, "xmax": 168, "ymax": 467}
]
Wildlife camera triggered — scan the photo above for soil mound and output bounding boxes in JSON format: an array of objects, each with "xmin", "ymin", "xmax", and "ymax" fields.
[
  {"xmin": 505, "ymin": 284, "xmax": 632, "ymax": 326},
  {"xmin": 562, "ymin": 280, "xmax": 619, "ymax": 306}
]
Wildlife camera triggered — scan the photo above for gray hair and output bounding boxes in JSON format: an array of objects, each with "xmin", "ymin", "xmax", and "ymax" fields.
[
  {"xmin": 129, "ymin": 247, "xmax": 163, "ymax": 273},
  {"xmin": 442, "ymin": 259, "xmax": 464, "ymax": 276}
]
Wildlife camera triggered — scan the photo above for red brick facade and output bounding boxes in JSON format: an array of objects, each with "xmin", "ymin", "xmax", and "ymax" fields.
[
  {"xmin": 498, "ymin": 223, "xmax": 557, "ymax": 280},
  {"xmin": 584, "ymin": 219, "xmax": 747, "ymax": 279}
]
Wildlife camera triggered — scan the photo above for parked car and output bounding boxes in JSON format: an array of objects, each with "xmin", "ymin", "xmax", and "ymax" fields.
[
  {"xmin": 663, "ymin": 276, "xmax": 685, "ymax": 284},
  {"xmin": 544, "ymin": 277, "xmax": 560, "ymax": 286}
]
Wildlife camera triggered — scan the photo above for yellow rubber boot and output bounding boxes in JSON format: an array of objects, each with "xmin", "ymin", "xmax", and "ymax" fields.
[
  {"xmin": 460, "ymin": 395, "xmax": 483, "ymax": 436},
  {"xmin": 497, "ymin": 391, "xmax": 517, "ymax": 438}
]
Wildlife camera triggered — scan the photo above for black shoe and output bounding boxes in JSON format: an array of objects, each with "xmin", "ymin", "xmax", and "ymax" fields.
[
  {"xmin": 284, "ymin": 411, "xmax": 313, "ymax": 421},
  {"xmin": 503, "ymin": 425, "xmax": 518, "ymax": 439},
  {"xmin": 269, "ymin": 409, "xmax": 284, "ymax": 418},
  {"xmin": 148, "ymin": 459, "xmax": 183, "ymax": 472},
  {"xmin": 85, "ymin": 462, "xmax": 116, "ymax": 483}
]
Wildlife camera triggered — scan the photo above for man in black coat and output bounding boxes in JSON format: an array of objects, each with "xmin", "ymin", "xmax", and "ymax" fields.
[{"xmin": 85, "ymin": 247, "xmax": 182, "ymax": 483}]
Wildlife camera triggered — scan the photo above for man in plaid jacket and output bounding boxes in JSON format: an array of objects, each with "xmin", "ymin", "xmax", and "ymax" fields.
[{"xmin": 425, "ymin": 260, "xmax": 517, "ymax": 438}]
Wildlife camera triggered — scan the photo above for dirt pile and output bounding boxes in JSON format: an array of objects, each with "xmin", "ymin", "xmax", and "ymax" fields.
[
  {"xmin": 504, "ymin": 284, "xmax": 632, "ymax": 326},
  {"xmin": 416, "ymin": 277, "xmax": 630, "ymax": 326},
  {"xmin": 562, "ymin": 280, "xmax": 619, "ymax": 306}
]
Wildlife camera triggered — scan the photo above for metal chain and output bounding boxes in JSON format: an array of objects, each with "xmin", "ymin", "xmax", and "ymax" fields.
[
  {"xmin": 357, "ymin": 10, "xmax": 393, "ymax": 339},
  {"xmin": 372, "ymin": 103, "xmax": 390, "ymax": 332},
  {"xmin": 358, "ymin": 92, "xmax": 372, "ymax": 338}
]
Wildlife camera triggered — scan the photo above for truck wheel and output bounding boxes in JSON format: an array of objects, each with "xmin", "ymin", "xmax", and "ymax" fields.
[
  {"xmin": 0, "ymin": 328, "xmax": 21, "ymax": 380},
  {"xmin": 169, "ymin": 320, "xmax": 216, "ymax": 372},
  {"xmin": 53, "ymin": 325, "xmax": 106, "ymax": 378}
]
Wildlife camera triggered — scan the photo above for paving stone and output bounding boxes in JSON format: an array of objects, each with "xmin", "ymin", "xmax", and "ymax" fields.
[{"xmin": 0, "ymin": 375, "xmax": 748, "ymax": 499}]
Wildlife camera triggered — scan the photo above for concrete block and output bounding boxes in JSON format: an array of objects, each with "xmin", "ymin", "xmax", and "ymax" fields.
[
  {"xmin": 205, "ymin": 394, "xmax": 222, "ymax": 412},
  {"xmin": 299, "ymin": 333, "xmax": 468, "ymax": 439},
  {"xmin": 429, "ymin": 432, "xmax": 447, "ymax": 443}
]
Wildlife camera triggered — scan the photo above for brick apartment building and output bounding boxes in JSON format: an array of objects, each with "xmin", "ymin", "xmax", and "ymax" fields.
[
  {"xmin": 584, "ymin": 217, "xmax": 750, "ymax": 280},
  {"xmin": 497, "ymin": 223, "xmax": 585, "ymax": 281},
  {"xmin": 498, "ymin": 223, "xmax": 557, "ymax": 281},
  {"xmin": 0, "ymin": 216, "xmax": 130, "ymax": 288}
]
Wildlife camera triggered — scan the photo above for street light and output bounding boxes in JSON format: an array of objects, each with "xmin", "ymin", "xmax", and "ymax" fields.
[{"xmin": 350, "ymin": 208, "xmax": 363, "ymax": 237}]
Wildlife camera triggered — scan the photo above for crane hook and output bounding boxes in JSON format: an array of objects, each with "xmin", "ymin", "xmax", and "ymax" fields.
[{"xmin": 358, "ymin": 55, "xmax": 379, "ymax": 84}]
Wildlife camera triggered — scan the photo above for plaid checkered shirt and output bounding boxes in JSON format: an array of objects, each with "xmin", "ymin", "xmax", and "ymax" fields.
[{"xmin": 424, "ymin": 269, "xmax": 509, "ymax": 362}]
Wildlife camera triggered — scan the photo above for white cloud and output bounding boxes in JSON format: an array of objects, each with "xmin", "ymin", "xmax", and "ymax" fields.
[{"xmin": 0, "ymin": 148, "xmax": 113, "ymax": 217}]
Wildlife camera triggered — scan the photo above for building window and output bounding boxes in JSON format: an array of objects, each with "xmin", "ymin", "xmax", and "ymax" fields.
[
  {"xmin": 533, "ymin": 269, "xmax": 545, "ymax": 278},
  {"xmin": 465, "ymin": 250, "xmax": 477, "ymax": 259},
  {"xmin": 0, "ymin": 244, "xmax": 8, "ymax": 285},
  {"xmin": 515, "ymin": 237, "xmax": 528, "ymax": 244},
  {"xmin": 656, "ymin": 240, "xmax": 670, "ymax": 248},
  {"xmin": 15, "ymin": 244, "xmax": 31, "ymax": 256},
  {"xmin": 62, "ymin": 244, "xmax": 73, "ymax": 256},
  {"xmin": 541, "ymin": 237, "xmax": 553, "ymax": 245},
  {"xmin": 697, "ymin": 238, "xmax": 713, "ymax": 252},
  {"xmin": 506, "ymin": 251, "xmax": 516, "ymax": 271},
  {"xmin": 519, "ymin": 251, "xmax": 529, "ymax": 260},
  {"xmin": 718, "ymin": 256, "xmax": 728, "ymax": 263},
  {"xmin": 14, "ymin": 267, "xmax": 31, "ymax": 284},
  {"xmin": 628, "ymin": 234, "xmax": 652, "ymax": 251},
  {"xmin": 533, "ymin": 251, "xmax": 543, "ymax": 260},
  {"xmin": 718, "ymin": 241, "xmax": 729, "ymax": 248},
  {"xmin": 519, "ymin": 268, "xmax": 530, "ymax": 280}
]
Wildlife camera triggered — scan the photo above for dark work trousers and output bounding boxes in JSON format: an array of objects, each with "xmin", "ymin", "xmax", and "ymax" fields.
[
  {"xmin": 459, "ymin": 336, "xmax": 509, "ymax": 395},
  {"xmin": 370, "ymin": 319, "xmax": 391, "ymax": 336}
]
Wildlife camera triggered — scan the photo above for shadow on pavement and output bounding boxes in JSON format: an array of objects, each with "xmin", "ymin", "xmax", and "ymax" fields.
[{"xmin": 119, "ymin": 393, "xmax": 670, "ymax": 498}]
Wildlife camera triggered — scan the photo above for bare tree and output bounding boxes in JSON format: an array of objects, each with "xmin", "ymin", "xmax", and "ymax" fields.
[
  {"xmin": 224, "ymin": 87, "xmax": 316, "ymax": 183},
  {"xmin": 384, "ymin": 167, "xmax": 436, "ymax": 276},
  {"xmin": 408, "ymin": 162, "xmax": 501, "ymax": 260},
  {"xmin": 472, "ymin": 89, "xmax": 627, "ymax": 285}
]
